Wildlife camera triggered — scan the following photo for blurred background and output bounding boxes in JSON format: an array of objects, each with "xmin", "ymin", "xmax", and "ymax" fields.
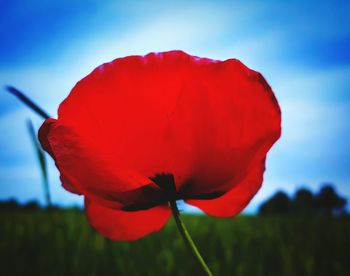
[
  {"xmin": 1, "ymin": 1, "xmax": 350, "ymax": 275},
  {"xmin": 1, "ymin": 0, "xmax": 349, "ymax": 212}
]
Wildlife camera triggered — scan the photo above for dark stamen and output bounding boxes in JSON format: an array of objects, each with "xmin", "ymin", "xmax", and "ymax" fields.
[{"xmin": 149, "ymin": 173, "xmax": 177, "ymax": 201}]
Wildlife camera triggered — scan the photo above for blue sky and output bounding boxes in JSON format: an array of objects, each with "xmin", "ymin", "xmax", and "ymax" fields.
[{"xmin": 0, "ymin": 0, "xmax": 349, "ymax": 212}]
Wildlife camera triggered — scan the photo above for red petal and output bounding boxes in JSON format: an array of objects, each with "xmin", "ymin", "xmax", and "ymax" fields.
[
  {"xmin": 85, "ymin": 197, "xmax": 171, "ymax": 241},
  {"xmin": 176, "ymin": 62, "xmax": 280, "ymax": 195},
  {"xmin": 38, "ymin": 118, "xmax": 82, "ymax": 195},
  {"xmin": 185, "ymin": 159, "xmax": 266, "ymax": 217},
  {"xmin": 38, "ymin": 118, "xmax": 56, "ymax": 157},
  {"xmin": 52, "ymin": 51, "xmax": 280, "ymax": 195},
  {"xmin": 38, "ymin": 118, "xmax": 160, "ymax": 208}
]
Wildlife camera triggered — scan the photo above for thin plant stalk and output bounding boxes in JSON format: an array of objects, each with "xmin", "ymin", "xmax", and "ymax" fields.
[
  {"xmin": 5, "ymin": 86, "xmax": 52, "ymax": 207},
  {"xmin": 27, "ymin": 119, "xmax": 52, "ymax": 207},
  {"xmin": 169, "ymin": 200, "xmax": 213, "ymax": 276},
  {"xmin": 5, "ymin": 85, "xmax": 51, "ymax": 119}
]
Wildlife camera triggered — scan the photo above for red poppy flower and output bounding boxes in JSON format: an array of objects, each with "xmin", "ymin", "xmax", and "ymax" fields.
[{"xmin": 39, "ymin": 51, "xmax": 281, "ymax": 241}]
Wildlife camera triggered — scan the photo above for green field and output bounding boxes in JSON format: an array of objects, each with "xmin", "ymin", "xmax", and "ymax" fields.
[{"xmin": 0, "ymin": 209, "xmax": 349, "ymax": 276}]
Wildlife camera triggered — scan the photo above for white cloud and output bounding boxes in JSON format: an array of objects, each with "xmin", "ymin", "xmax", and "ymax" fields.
[{"xmin": 68, "ymin": 4, "xmax": 232, "ymax": 70}]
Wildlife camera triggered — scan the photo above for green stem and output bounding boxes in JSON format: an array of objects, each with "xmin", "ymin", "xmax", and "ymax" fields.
[{"xmin": 170, "ymin": 200, "xmax": 213, "ymax": 276}]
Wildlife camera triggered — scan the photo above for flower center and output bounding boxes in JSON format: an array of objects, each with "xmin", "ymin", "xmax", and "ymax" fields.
[
  {"xmin": 122, "ymin": 173, "xmax": 177, "ymax": 211},
  {"xmin": 122, "ymin": 173, "xmax": 225, "ymax": 212},
  {"xmin": 149, "ymin": 173, "xmax": 177, "ymax": 201}
]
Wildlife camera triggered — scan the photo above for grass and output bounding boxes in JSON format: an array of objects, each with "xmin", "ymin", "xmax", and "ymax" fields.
[{"xmin": 0, "ymin": 209, "xmax": 349, "ymax": 276}]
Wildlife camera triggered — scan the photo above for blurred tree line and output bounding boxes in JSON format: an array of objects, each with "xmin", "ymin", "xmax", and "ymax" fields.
[
  {"xmin": 259, "ymin": 184, "xmax": 347, "ymax": 216},
  {"xmin": 1, "ymin": 184, "xmax": 347, "ymax": 216},
  {"xmin": 0, "ymin": 199, "xmax": 63, "ymax": 211},
  {"xmin": 0, "ymin": 199, "xmax": 41, "ymax": 211}
]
